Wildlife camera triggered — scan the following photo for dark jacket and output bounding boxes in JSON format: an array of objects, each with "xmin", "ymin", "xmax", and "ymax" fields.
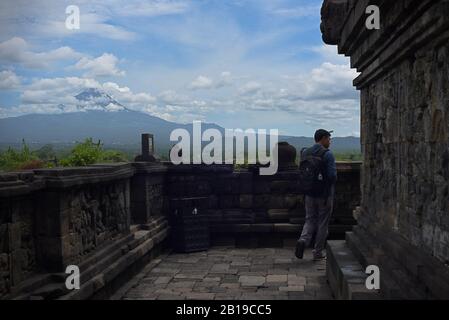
[{"xmin": 301, "ymin": 144, "xmax": 337, "ymax": 198}]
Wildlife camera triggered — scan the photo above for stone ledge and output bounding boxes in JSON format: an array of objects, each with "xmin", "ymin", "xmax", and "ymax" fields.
[
  {"xmin": 0, "ymin": 172, "xmax": 45, "ymax": 198},
  {"xmin": 336, "ymin": 161, "xmax": 362, "ymax": 172},
  {"xmin": 165, "ymin": 163, "xmax": 235, "ymax": 174},
  {"xmin": 210, "ymin": 223, "xmax": 353, "ymax": 235},
  {"xmin": 33, "ymin": 163, "xmax": 135, "ymax": 189},
  {"xmin": 366, "ymin": 225, "xmax": 449, "ymax": 299},
  {"xmin": 323, "ymin": 0, "xmax": 449, "ymax": 89},
  {"xmin": 353, "ymin": 1, "xmax": 449, "ymax": 89},
  {"xmin": 131, "ymin": 162, "xmax": 168, "ymax": 174},
  {"xmin": 326, "ymin": 240, "xmax": 381, "ymax": 300}
]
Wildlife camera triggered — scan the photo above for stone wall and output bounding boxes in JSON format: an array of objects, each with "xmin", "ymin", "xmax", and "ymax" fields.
[
  {"xmin": 0, "ymin": 163, "xmax": 168, "ymax": 299},
  {"xmin": 0, "ymin": 172, "xmax": 44, "ymax": 298},
  {"xmin": 33, "ymin": 164, "xmax": 134, "ymax": 271},
  {"xmin": 322, "ymin": 0, "xmax": 449, "ymax": 299},
  {"xmin": 165, "ymin": 162, "xmax": 360, "ymax": 246},
  {"xmin": 0, "ymin": 159, "xmax": 361, "ymax": 299}
]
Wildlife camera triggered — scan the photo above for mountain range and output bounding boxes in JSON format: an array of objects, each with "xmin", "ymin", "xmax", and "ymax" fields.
[{"xmin": 0, "ymin": 88, "xmax": 360, "ymax": 153}]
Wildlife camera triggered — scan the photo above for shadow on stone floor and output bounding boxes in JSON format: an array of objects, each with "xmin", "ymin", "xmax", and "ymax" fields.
[{"xmin": 116, "ymin": 247, "xmax": 334, "ymax": 300}]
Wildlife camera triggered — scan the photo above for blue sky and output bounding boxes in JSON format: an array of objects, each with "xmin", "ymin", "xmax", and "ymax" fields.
[{"xmin": 0, "ymin": 0, "xmax": 360, "ymax": 137}]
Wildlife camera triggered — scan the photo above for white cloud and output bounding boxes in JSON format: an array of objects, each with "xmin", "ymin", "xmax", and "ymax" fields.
[
  {"xmin": 0, "ymin": 76, "xmax": 160, "ymax": 118},
  {"xmin": 158, "ymin": 90, "xmax": 190, "ymax": 105},
  {"xmin": 189, "ymin": 75, "xmax": 214, "ymax": 90},
  {"xmin": 102, "ymin": 82, "xmax": 156, "ymax": 106},
  {"xmin": 0, "ymin": 60, "xmax": 359, "ymax": 134},
  {"xmin": 271, "ymin": 5, "xmax": 321, "ymax": 18},
  {"xmin": 21, "ymin": 77, "xmax": 101, "ymax": 105},
  {"xmin": 74, "ymin": 53, "xmax": 125, "ymax": 77},
  {"xmin": 311, "ymin": 44, "xmax": 352, "ymax": 66},
  {"xmin": 188, "ymin": 72, "xmax": 235, "ymax": 90},
  {"xmin": 0, "ymin": 1, "xmax": 189, "ymax": 41},
  {"xmin": 216, "ymin": 71, "xmax": 234, "ymax": 88},
  {"xmin": 288, "ymin": 62, "xmax": 359, "ymax": 100},
  {"xmin": 239, "ymin": 81, "xmax": 262, "ymax": 96},
  {"xmin": 40, "ymin": 13, "xmax": 137, "ymax": 41},
  {"xmin": 118, "ymin": 0, "xmax": 190, "ymax": 17},
  {"xmin": 0, "ymin": 70, "xmax": 21, "ymax": 90},
  {"xmin": 0, "ymin": 37, "xmax": 82, "ymax": 69}
]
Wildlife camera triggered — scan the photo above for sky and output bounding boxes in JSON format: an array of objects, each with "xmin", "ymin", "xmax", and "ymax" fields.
[{"xmin": 0, "ymin": 0, "xmax": 360, "ymax": 137}]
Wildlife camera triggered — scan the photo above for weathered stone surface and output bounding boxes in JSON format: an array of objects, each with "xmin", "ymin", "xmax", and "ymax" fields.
[
  {"xmin": 322, "ymin": 0, "xmax": 449, "ymax": 299},
  {"xmin": 320, "ymin": 0, "xmax": 350, "ymax": 45},
  {"xmin": 165, "ymin": 162, "xmax": 360, "ymax": 246},
  {"xmin": 122, "ymin": 247, "xmax": 334, "ymax": 300}
]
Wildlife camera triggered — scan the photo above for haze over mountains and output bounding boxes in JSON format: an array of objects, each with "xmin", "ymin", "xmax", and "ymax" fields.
[{"xmin": 0, "ymin": 89, "xmax": 360, "ymax": 152}]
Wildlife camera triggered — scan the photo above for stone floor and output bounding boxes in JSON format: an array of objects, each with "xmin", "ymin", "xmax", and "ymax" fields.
[{"xmin": 118, "ymin": 247, "xmax": 334, "ymax": 300}]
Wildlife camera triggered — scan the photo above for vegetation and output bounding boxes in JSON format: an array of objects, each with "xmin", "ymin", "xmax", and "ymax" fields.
[
  {"xmin": 0, "ymin": 139, "xmax": 129, "ymax": 172},
  {"xmin": 0, "ymin": 140, "xmax": 44, "ymax": 171},
  {"xmin": 0, "ymin": 139, "xmax": 362, "ymax": 173},
  {"xmin": 333, "ymin": 151, "xmax": 362, "ymax": 162},
  {"xmin": 59, "ymin": 138, "xmax": 128, "ymax": 167}
]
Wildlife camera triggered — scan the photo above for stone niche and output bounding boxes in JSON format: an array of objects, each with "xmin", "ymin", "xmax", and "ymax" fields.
[{"xmin": 322, "ymin": 0, "xmax": 449, "ymax": 299}]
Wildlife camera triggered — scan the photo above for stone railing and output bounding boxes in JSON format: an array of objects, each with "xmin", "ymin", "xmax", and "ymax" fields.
[
  {"xmin": 0, "ymin": 157, "xmax": 361, "ymax": 299},
  {"xmin": 0, "ymin": 163, "xmax": 169, "ymax": 299},
  {"xmin": 165, "ymin": 162, "xmax": 361, "ymax": 246}
]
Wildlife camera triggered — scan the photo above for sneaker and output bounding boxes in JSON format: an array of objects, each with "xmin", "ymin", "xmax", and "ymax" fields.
[
  {"xmin": 312, "ymin": 252, "xmax": 326, "ymax": 261},
  {"xmin": 295, "ymin": 240, "xmax": 306, "ymax": 259}
]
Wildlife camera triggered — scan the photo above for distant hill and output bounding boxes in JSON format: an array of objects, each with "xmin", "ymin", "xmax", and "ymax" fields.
[
  {"xmin": 0, "ymin": 88, "xmax": 360, "ymax": 154},
  {"xmin": 283, "ymin": 136, "xmax": 360, "ymax": 153}
]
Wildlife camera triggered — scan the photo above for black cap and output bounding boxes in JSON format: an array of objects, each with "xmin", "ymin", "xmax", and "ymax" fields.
[{"xmin": 314, "ymin": 129, "xmax": 333, "ymax": 142}]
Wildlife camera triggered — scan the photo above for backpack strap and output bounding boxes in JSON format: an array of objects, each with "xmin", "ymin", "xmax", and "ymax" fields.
[
  {"xmin": 317, "ymin": 148, "xmax": 329, "ymax": 159},
  {"xmin": 300, "ymin": 147, "xmax": 307, "ymax": 155}
]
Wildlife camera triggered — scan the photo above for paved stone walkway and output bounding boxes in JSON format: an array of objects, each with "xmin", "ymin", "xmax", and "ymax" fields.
[{"xmin": 120, "ymin": 247, "xmax": 334, "ymax": 300}]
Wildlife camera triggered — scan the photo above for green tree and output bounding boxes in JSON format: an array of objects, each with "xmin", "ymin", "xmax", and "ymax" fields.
[
  {"xmin": 60, "ymin": 138, "xmax": 127, "ymax": 167},
  {"xmin": 0, "ymin": 139, "xmax": 43, "ymax": 171},
  {"xmin": 34, "ymin": 144, "xmax": 56, "ymax": 161}
]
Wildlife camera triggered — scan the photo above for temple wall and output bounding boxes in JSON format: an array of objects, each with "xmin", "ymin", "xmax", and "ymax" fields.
[
  {"xmin": 361, "ymin": 48, "xmax": 449, "ymax": 261},
  {"xmin": 322, "ymin": 0, "xmax": 449, "ymax": 299}
]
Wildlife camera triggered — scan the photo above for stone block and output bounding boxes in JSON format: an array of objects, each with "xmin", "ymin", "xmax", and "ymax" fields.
[
  {"xmin": 239, "ymin": 276, "xmax": 266, "ymax": 287},
  {"xmin": 239, "ymin": 195, "xmax": 253, "ymax": 209},
  {"xmin": 8, "ymin": 223, "xmax": 21, "ymax": 251}
]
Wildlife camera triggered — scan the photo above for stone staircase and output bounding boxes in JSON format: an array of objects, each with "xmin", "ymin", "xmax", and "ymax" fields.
[
  {"xmin": 327, "ymin": 223, "xmax": 433, "ymax": 300},
  {"xmin": 11, "ymin": 217, "xmax": 170, "ymax": 300},
  {"xmin": 208, "ymin": 208, "xmax": 355, "ymax": 248}
]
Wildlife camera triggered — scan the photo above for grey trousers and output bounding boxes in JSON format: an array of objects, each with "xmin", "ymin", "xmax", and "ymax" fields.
[{"xmin": 299, "ymin": 193, "xmax": 334, "ymax": 256}]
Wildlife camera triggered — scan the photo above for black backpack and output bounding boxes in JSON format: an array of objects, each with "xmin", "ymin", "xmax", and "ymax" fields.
[{"xmin": 298, "ymin": 147, "xmax": 329, "ymax": 196}]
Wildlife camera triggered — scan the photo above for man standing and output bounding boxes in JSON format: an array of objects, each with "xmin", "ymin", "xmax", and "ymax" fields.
[{"xmin": 295, "ymin": 129, "xmax": 337, "ymax": 261}]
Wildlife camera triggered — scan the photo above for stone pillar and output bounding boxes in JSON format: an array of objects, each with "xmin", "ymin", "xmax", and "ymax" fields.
[
  {"xmin": 135, "ymin": 133, "xmax": 158, "ymax": 162},
  {"xmin": 142, "ymin": 133, "xmax": 153, "ymax": 157},
  {"xmin": 322, "ymin": 0, "xmax": 449, "ymax": 299},
  {"xmin": 275, "ymin": 142, "xmax": 298, "ymax": 171}
]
